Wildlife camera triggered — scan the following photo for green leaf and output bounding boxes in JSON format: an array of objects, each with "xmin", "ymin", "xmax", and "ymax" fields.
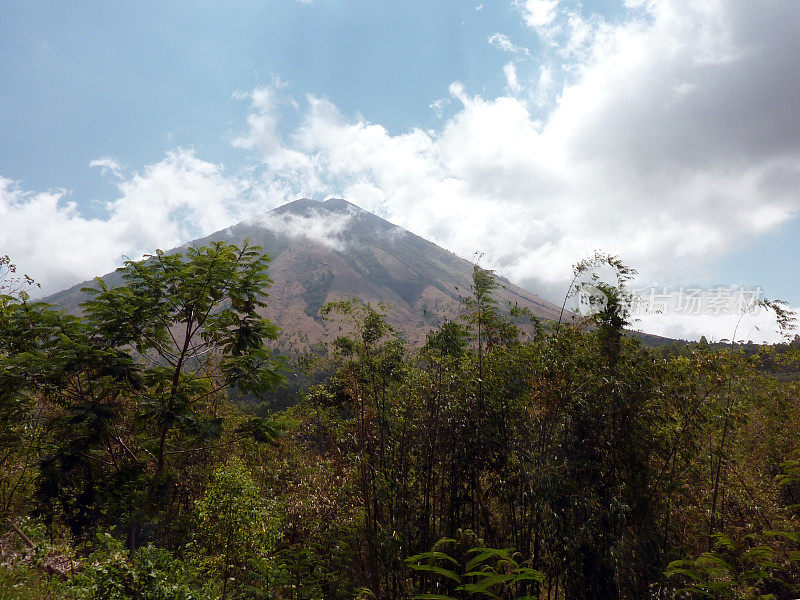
[
  {"xmin": 465, "ymin": 547, "xmax": 515, "ymax": 572},
  {"xmin": 407, "ymin": 564, "xmax": 461, "ymax": 583},
  {"xmin": 405, "ymin": 551, "xmax": 459, "ymax": 565}
]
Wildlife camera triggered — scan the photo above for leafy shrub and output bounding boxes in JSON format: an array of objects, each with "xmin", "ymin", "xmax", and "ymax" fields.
[
  {"xmin": 193, "ymin": 458, "xmax": 285, "ymax": 599},
  {"xmin": 71, "ymin": 532, "xmax": 211, "ymax": 600},
  {"xmin": 406, "ymin": 532, "xmax": 543, "ymax": 600}
]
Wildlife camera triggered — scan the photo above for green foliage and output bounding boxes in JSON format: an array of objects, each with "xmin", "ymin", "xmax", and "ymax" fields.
[
  {"xmin": 194, "ymin": 458, "xmax": 284, "ymax": 598},
  {"xmin": 0, "ymin": 566, "xmax": 72, "ymax": 600},
  {"xmin": 0, "ymin": 255, "xmax": 39, "ymax": 302},
  {"xmin": 665, "ymin": 532, "xmax": 799, "ymax": 599},
  {"xmin": 666, "ymin": 458, "xmax": 800, "ymax": 599},
  {"xmin": 3, "ymin": 249, "xmax": 800, "ymax": 600},
  {"xmin": 558, "ymin": 250, "xmax": 638, "ymax": 327},
  {"xmin": 321, "ymin": 298, "xmax": 396, "ymax": 351},
  {"xmin": 0, "ymin": 241, "xmax": 285, "ymax": 543},
  {"xmin": 424, "ymin": 321, "xmax": 469, "ymax": 359},
  {"xmin": 461, "ymin": 265, "xmax": 520, "ymax": 350},
  {"xmin": 406, "ymin": 534, "xmax": 543, "ymax": 600},
  {"xmin": 81, "ymin": 240, "xmax": 282, "ymax": 395},
  {"xmin": 71, "ymin": 532, "xmax": 211, "ymax": 600},
  {"xmin": 754, "ymin": 298, "xmax": 797, "ymax": 341},
  {"xmin": 0, "ymin": 299, "xmax": 141, "ymax": 534}
]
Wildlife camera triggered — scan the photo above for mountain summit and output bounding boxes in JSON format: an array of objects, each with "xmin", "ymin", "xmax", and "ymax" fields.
[{"xmin": 46, "ymin": 199, "xmax": 562, "ymax": 351}]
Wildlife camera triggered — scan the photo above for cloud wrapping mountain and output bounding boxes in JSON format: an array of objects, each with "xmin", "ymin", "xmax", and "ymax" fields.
[{"xmin": 253, "ymin": 206, "xmax": 357, "ymax": 251}]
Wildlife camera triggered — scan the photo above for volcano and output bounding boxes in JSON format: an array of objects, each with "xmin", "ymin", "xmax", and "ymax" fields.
[{"xmin": 45, "ymin": 198, "xmax": 563, "ymax": 352}]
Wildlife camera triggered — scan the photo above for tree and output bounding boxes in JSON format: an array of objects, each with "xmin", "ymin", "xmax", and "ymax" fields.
[
  {"xmin": 0, "ymin": 257, "xmax": 54, "ymax": 544},
  {"xmin": 0, "ymin": 241, "xmax": 285, "ymax": 546},
  {"xmin": 195, "ymin": 457, "xmax": 282, "ymax": 599},
  {"xmin": 318, "ymin": 299, "xmax": 405, "ymax": 597},
  {"xmin": 0, "ymin": 254, "xmax": 39, "ymax": 301},
  {"xmin": 81, "ymin": 240, "xmax": 283, "ymax": 484}
]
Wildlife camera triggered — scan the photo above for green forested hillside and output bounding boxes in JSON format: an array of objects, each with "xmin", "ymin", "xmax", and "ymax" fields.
[{"xmin": 1, "ymin": 247, "xmax": 798, "ymax": 600}]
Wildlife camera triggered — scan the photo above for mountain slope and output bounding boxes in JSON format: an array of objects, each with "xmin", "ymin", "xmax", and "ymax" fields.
[{"xmin": 45, "ymin": 198, "xmax": 563, "ymax": 351}]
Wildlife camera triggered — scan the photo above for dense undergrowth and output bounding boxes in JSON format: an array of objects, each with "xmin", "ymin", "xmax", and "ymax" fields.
[{"xmin": 1, "ymin": 247, "xmax": 799, "ymax": 599}]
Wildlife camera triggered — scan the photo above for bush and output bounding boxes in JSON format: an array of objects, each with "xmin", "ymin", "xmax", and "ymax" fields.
[{"xmin": 71, "ymin": 532, "xmax": 212, "ymax": 600}]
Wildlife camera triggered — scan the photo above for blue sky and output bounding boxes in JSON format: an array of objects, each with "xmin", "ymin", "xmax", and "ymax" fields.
[
  {"xmin": 2, "ymin": 0, "xmax": 800, "ymax": 341},
  {"xmin": 2, "ymin": 1, "xmax": 532, "ymax": 205}
]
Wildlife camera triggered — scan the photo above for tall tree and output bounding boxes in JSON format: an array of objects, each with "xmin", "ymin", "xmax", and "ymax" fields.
[{"xmin": 1, "ymin": 241, "xmax": 285, "ymax": 547}]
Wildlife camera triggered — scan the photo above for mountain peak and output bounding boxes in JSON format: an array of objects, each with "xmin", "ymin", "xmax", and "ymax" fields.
[
  {"xmin": 271, "ymin": 198, "xmax": 320, "ymax": 216},
  {"xmin": 268, "ymin": 198, "xmax": 367, "ymax": 220},
  {"xmin": 322, "ymin": 197, "xmax": 362, "ymax": 213}
]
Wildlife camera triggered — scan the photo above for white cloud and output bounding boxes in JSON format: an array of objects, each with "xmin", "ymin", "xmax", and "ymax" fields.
[
  {"xmin": 1, "ymin": 150, "xmax": 266, "ymax": 296},
  {"xmin": 89, "ymin": 157, "xmax": 123, "ymax": 179},
  {"xmin": 110, "ymin": 149, "xmax": 252, "ymax": 246},
  {"xmin": 232, "ymin": 86, "xmax": 285, "ymax": 155},
  {"xmin": 488, "ymin": 33, "xmax": 530, "ymax": 55},
  {"xmin": 518, "ymin": 0, "xmax": 559, "ymax": 29},
  {"xmin": 532, "ymin": 64, "xmax": 554, "ymax": 105},
  {"xmin": 0, "ymin": 178, "xmax": 112, "ymax": 295},
  {"xmin": 255, "ymin": 207, "xmax": 356, "ymax": 251},
  {"xmin": 634, "ymin": 306, "xmax": 800, "ymax": 345},
  {"xmin": 503, "ymin": 62, "xmax": 521, "ymax": 93},
  {"xmin": 429, "ymin": 97, "xmax": 449, "ymax": 118}
]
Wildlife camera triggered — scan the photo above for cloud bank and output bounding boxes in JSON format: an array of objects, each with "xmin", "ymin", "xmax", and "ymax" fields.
[{"xmin": 231, "ymin": 0, "xmax": 800, "ymax": 299}]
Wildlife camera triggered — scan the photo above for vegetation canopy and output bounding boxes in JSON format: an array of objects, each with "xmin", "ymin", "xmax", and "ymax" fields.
[{"xmin": 0, "ymin": 248, "xmax": 798, "ymax": 600}]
